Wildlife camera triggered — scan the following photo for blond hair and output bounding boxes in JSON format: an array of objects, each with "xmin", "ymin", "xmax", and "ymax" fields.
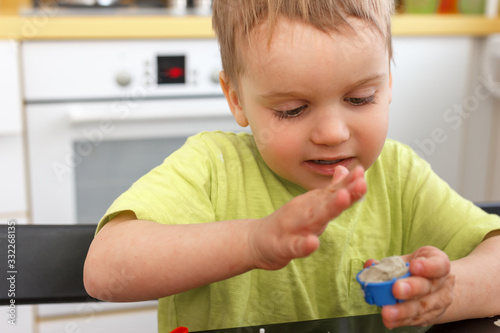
[{"xmin": 212, "ymin": 0, "xmax": 395, "ymax": 92}]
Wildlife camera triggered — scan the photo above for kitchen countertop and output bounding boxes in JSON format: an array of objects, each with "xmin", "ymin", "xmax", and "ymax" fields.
[{"xmin": 2, "ymin": 10, "xmax": 500, "ymax": 39}]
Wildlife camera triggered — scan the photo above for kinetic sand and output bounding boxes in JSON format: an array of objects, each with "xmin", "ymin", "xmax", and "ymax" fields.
[{"xmin": 358, "ymin": 256, "xmax": 409, "ymax": 283}]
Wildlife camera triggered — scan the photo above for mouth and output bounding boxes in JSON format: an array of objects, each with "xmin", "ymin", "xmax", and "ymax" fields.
[
  {"xmin": 304, "ymin": 157, "xmax": 354, "ymax": 175},
  {"xmin": 311, "ymin": 159, "xmax": 345, "ymax": 165}
]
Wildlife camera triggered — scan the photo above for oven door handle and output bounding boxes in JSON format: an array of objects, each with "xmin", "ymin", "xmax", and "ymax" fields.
[{"xmin": 66, "ymin": 100, "xmax": 231, "ymax": 125}]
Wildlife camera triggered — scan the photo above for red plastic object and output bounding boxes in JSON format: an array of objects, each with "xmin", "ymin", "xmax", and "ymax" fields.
[
  {"xmin": 438, "ymin": 0, "xmax": 458, "ymax": 13},
  {"xmin": 170, "ymin": 327, "xmax": 189, "ymax": 333}
]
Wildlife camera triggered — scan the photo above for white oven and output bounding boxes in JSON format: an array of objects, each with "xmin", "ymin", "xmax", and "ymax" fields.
[{"xmin": 23, "ymin": 39, "xmax": 244, "ymax": 225}]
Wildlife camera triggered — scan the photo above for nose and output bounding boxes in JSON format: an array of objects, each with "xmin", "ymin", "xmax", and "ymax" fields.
[{"xmin": 310, "ymin": 109, "xmax": 350, "ymax": 146}]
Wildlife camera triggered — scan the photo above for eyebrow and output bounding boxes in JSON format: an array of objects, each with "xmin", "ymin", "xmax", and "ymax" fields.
[
  {"xmin": 258, "ymin": 73, "xmax": 387, "ymax": 100},
  {"xmin": 259, "ymin": 90, "xmax": 304, "ymax": 100},
  {"xmin": 345, "ymin": 73, "xmax": 387, "ymax": 90}
]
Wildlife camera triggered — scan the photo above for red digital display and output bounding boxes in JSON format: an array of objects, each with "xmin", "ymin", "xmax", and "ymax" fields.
[
  {"xmin": 165, "ymin": 66, "xmax": 184, "ymax": 79},
  {"xmin": 157, "ymin": 56, "xmax": 185, "ymax": 84}
]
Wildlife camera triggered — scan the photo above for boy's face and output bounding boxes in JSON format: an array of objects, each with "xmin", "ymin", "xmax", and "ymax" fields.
[{"xmin": 221, "ymin": 17, "xmax": 392, "ymax": 191}]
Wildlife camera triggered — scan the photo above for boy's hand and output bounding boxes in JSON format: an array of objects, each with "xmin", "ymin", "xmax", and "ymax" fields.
[
  {"xmin": 377, "ymin": 247, "xmax": 456, "ymax": 328},
  {"xmin": 249, "ymin": 165, "xmax": 366, "ymax": 271}
]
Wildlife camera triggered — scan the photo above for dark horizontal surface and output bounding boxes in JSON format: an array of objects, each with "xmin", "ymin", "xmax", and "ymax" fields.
[
  {"xmin": 476, "ymin": 202, "xmax": 500, "ymax": 215},
  {"xmin": 0, "ymin": 224, "xmax": 98, "ymax": 305},
  {"xmin": 427, "ymin": 315, "xmax": 500, "ymax": 333},
  {"xmin": 193, "ymin": 314, "xmax": 428, "ymax": 333},
  {"xmin": 194, "ymin": 314, "xmax": 500, "ymax": 333}
]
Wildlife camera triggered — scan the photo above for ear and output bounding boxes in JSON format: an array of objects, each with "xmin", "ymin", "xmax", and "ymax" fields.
[{"xmin": 219, "ymin": 71, "xmax": 249, "ymax": 127}]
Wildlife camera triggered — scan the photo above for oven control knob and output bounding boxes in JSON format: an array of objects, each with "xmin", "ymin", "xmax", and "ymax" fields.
[
  {"xmin": 116, "ymin": 71, "xmax": 132, "ymax": 87},
  {"xmin": 210, "ymin": 70, "xmax": 221, "ymax": 84}
]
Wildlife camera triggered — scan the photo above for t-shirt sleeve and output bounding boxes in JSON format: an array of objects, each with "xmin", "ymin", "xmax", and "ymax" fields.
[
  {"xmin": 96, "ymin": 134, "xmax": 217, "ymax": 233},
  {"xmin": 400, "ymin": 146, "xmax": 500, "ymax": 260}
]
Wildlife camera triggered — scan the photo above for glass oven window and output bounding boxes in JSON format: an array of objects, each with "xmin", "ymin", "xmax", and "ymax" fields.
[{"xmin": 74, "ymin": 136, "xmax": 187, "ymax": 224}]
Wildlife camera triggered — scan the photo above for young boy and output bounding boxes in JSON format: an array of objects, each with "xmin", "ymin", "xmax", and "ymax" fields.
[{"xmin": 84, "ymin": 0, "xmax": 500, "ymax": 331}]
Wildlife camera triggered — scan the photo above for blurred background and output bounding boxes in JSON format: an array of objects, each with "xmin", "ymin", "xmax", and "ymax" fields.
[{"xmin": 1, "ymin": 0, "xmax": 500, "ymax": 332}]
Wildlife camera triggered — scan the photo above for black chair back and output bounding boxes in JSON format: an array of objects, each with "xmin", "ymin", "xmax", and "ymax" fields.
[
  {"xmin": 0, "ymin": 224, "xmax": 98, "ymax": 305},
  {"xmin": 476, "ymin": 202, "xmax": 500, "ymax": 215}
]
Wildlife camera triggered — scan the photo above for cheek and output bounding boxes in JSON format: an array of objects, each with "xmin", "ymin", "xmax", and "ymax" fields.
[
  {"xmin": 358, "ymin": 110, "xmax": 389, "ymax": 167},
  {"xmin": 254, "ymin": 128, "xmax": 292, "ymax": 158},
  {"xmin": 250, "ymin": 116, "xmax": 290, "ymax": 151},
  {"xmin": 254, "ymin": 125, "xmax": 302, "ymax": 170}
]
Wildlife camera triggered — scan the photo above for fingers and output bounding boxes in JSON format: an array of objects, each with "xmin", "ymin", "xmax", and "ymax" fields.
[
  {"xmin": 250, "ymin": 166, "xmax": 366, "ymax": 271},
  {"xmin": 392, "ymin": 275, "xmax": 445, "ymax": 300},
  {"xmin": 364, "ymin": 258, "xmax": 378, "ymax": 268},
  {"xmin": 381, "ymin": 247, "xmax": 455, "ymax": 328},
  {"xmin": 291, "ymin": 234, "xmax": 321, "ymax": 258},
  {"xmin": 382, "ymin": 274, "xmax": 455, "ymax": 328},
  {"xmin": 393, "ymin": 247, "xmax": 450, "ymax": 301},
  {"xmin": 330, "ymin": 165, "xmax": 364, "ymax": 191},
  {"xmin": 286, "ymin": 167, "xmax": 366, "ymax": 257},
  {"xmin": 291, "ymin": 166, "xmax": 366, "ymax": 231},
  {"xmin": 403, "ymin": 246, "xmax": 451, "ymax": 279},
  {"xmin": 332, "ymin": 164, "xmax": 349, "ymax": 184},
  {"xmin": 327, "ymin": 165, "xmax": 366, "ymax": 205}
]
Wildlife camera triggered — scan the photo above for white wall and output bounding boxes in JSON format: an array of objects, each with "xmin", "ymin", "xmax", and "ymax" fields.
[{"xmin": 389, "ymin": 36, "xmax": 500, "ymax": 203}]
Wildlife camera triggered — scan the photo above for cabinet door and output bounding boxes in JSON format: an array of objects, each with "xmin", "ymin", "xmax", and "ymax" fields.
[
  {"xmin": 389, "ymin": 37, "xmax": 472, "ymax": 193},
  {"xmin": 0, "ymin": 40, "xmax": 22, "ymax": 135},
  {"xmin": 0, "ymin": 304, "xmax": 34, "ymax": 332},
  {"xmin": 38, "ymin": 307, "xmax": 158, "ymax": 333},
  {"xmin": 0, "ymin": 136, "xmax": 27, "ymax": 215},
  {"xmin": 0, "ymin": 40, "xmax": 26, "ymax": 217}
]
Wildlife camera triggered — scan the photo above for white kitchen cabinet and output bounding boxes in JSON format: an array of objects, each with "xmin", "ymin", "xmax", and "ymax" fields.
[
  {"xmin": 0, "ymin": 304, "xmax": 34, "ymax": 333},
  {"xmin": 37, "ymin": 300, "xmax": 158, "ymax": 318},
  {"xmin": 38, "ymin": 305, "xmax": 158, "ymax": 333},
  {"xmin": 0, "ymin": 40, "xmax": 27, "ymax": 218},
  {"xmin": 0, "ymin": 40, "xmax": 22, "ymax": 135},
  {"xmin": 389, "ymin": 36, "xmax": 500, "ymax": 202},
  {"xmin": 0, "ymin": 136, "xmax": 27, "ymax": 216},
  {"xmin": 1, "ymin": 40, "xmax": 158, "ymax": 332},
  {"xmin": 389, "ymin": 37, "xmax": 471, "ymax": 195},
  {"xmin": 459, "ymin": 35, "xmax": 500, "ymax": 202}
]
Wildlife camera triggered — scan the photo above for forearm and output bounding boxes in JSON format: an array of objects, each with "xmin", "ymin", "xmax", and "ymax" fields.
[
  {"xmin": 439, "ymin": 234, "xmax": 500, "ymax": 323},
  {"xmin": 84, "ymin": 167, "xmax": 365, "ymax": 303},
  {"xmin": 84, "ymin": 216, "xmax": 258, "ymax": 302}
]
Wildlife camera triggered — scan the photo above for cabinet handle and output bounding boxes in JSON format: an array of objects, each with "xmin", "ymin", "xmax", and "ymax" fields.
[{"xmin": 66, "ymin": 100, "xmax": 230, "ymax": 125}]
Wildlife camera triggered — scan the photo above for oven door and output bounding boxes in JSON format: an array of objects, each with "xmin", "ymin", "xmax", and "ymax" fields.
[{"xmin": 26, "ymin": 97, "xmax": 243, "ymax": 225}]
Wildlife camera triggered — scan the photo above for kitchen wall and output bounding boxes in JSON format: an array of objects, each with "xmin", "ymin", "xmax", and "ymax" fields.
[
  {"xmin": 389, "ymin": 35, "xmax": 500, "ymax": 203},
  {"xmin": 460, "ymin": 36, "xmax": 500, "ymax": 201}
]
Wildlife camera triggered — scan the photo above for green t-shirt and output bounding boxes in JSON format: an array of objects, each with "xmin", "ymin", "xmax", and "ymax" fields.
[{"xmin": 98, "ymin": 131, "xmax": 500, "ymax": 332}]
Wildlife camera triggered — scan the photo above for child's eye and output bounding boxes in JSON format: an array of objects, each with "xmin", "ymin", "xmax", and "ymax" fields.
[
  {"xmin": 344, "ymin": 95, "xmax": 375, "ymax": 106},
  {"xmin": 273, "ymin": 105, "xmax": 307, "ymax": 120}
]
